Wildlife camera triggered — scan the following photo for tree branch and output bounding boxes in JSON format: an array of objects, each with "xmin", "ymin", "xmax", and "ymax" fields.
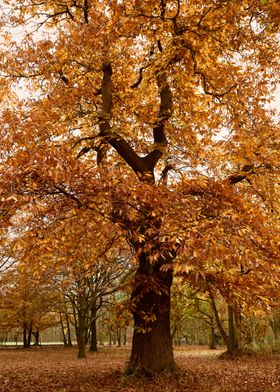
[
  {"xmin": 97, "ymin": 59, "xmax": 172, "ymax": 183},
  {"xmin": 226, "ymin": 165, "xmax": 254, "ymax": 185},
  {"xmin": 98, "ymin": 63, "xmax": 149, "ymax": 177}
]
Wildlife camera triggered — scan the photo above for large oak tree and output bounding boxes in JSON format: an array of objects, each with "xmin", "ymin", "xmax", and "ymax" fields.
[{"xmin": 0, "ymin": 0, "xmax": 279, "ymax": 374}]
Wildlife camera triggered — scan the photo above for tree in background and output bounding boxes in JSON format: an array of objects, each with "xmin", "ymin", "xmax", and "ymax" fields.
[
  {"xmin": 0, "ymin": 0, "xmax": 279, "ymax": 374},
  {"xmin": 58, "ymin": 252, "xmax": 130, "ymax": 358},
  {"xmin": 269, "ymin": 308, "xmax": 280, "ymax": 342},
  {"xmin": 0, "ymin": 267, "xmax": 59, "ymax": 347},
  {"xmin": 5, "ymin": 205, "xmax": 132, "ymax": 357}
]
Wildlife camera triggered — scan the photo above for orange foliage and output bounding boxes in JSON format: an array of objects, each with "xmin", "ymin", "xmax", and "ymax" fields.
[{"xmin": 0, "ymin": 0, "xmax": 279, "ymax": 371}]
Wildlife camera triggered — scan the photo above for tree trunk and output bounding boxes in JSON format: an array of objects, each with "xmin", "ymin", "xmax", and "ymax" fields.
[
  {"xmin": 234, "ymin": 308, "xmax": 242, "ymax": 350},
  {"xmin": 228, "ymin": 304, "xmax": 235, "ymax": 355},
  {"xmin": 98, "ymin": 53, "xmax": 176, "ymax": 375},
  {"xmin": 208, "ymin": 289, "xmax": 233, "ymax": 355},
  {"xmin": 209, "ymin": 308, "xmax": 217, "ymax": 349},
  {"xmin": 228, "ymin": 305, "xmax": 242, "ymax": 356},
  {"xmin": 76, "ymin": 295, "xmax": 87, "ymax": 358},
  {"xmin": 60, "ymin": 312, "xmax": 68, "ymax": 347},
  {"xmin": 27, "ymin": 323, "xmax": 32, "ymax": 347},
  {"xmin": 116, "ymin": 327, "xmax": 121, "ymax": 347},
  {"xmin": 60, "ymin": 299, "xmax": 73, "ymax": 347},
  {"xmin": 89, "ymin": 307, "xmax": 98, "ymax": 352},
  {"xmin": 23, "ymin": 324, "xmax": 28, "ymax": 348},
  {"xmin": 33, "ymin": 329, "xmax": 40, "ymax": 346},
  {"xmin": 65, "ymin": 311, "xmax": 73, "ymax": 346},
  {"xmin": 127, "ymin": 257, "xmax": 176, "ymax": 375},
  {"xmin": 209, "ymin": 325, "xmax": 217, "ymax": 350},
  {"xmin": 23, "ymin": 322, "xmax": 32, "ymax": 348}
]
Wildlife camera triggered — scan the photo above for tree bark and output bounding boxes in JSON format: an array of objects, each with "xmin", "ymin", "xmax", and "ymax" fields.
[
  {"xmin": 33, "ymin": 329, "xmax": 40, "ymax": 346},
  {"xmin": 209, "ymin": 321, "xmax": 217, "ymax": 350},
  {"xmin": 234, "ymin": 308, "xmax": 242, "ymax": 351},
  {"xmin": 65, "ymin": 310, "xmax": 73, "ymax": 346},
  {"xmin": 228, "ymin": 305, "xmax": 242, "ymax": 356},
  {"xmin": 60, "ymin": 300, "xmax": 73, "ymax": 347},
  {"xmin": 208, "ymin": 288, "xmax": 233, "ymax": 355},
  {"xmin": 127, "ymin": 257, "xmax": 176, "ymax": 375},
  {"xmin": 27, "ymin": 324, "xmax": 32, "ymax": 347},
  {"xmin": 23, "ymin": 322, "xmax": 32, "ymax": 348},
  {"xmin": 228, "ymin": 304, "xmax": 235, "ymax": 355},
  {"xmin": 76, "ymin": 295, "xmax": 87, "ymax": 358},
  {"xmin": 23, "ymin": 324, "xmax": 28, "ymax": 348},
  {"xmin": 89, "ymin": 307, "xmax": 98, "ymax": 352},
  {"xmin": 116, "ymin": 327, "xmax": 121, "ymax": 347},
  {"xmin": 60, "ymin": 311, "xmax": 68, "ymax": 347}
]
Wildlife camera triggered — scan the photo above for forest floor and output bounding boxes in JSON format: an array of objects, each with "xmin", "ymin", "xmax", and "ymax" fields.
[{"xmin": 0, "ymin": 345, "xmax": 279, "ymax": 392}]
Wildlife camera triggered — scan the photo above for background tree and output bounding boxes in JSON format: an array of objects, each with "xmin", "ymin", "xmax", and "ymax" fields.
[
  {"xmin": 268, "ymin": 308, "xmax": 280, "ymax": 342},
  {"xmin": 0, "ymin": 267, "xmax": 59, "ymax": 347},
  {"xmin": 171, "ymin": 280, "xmax": 224, "ymax": 348}
]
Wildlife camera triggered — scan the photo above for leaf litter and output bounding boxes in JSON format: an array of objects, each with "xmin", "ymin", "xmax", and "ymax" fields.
[{"xmin": 0, "ymin": 346, "xmax": 279, "ymax": 391}]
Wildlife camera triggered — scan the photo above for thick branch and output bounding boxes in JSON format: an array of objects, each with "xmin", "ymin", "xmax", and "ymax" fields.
[
  {"xmin": 227, "ymin": 165, "xmax": 254, "ymax": 185},
  {"xmin": 99, "ymin": 63, "xmax": 151, "ymax": 179},
  {"xmin": 98, "ymin": 61, "xmax": 172, "ymax": 183},
  {"xmin": 142, "ymin": 70, "xmax": 172, "ymax": 169},
  {"xmin": 100, "ymin": 63, "xmax": 112, "ymax": 126},
  {"xmin": 83, "ymin": 0, "xmax": 89, "ymax": 24}
]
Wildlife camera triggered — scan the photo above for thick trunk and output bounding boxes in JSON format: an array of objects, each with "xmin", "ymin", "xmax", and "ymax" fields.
[
  {"xmin": 209, "ymin": 308, "xmax": 217, "ymax": 349},
  {"xmin": 234, "ymin": 308, "xmax": 242, "ymax": 350},
  {"xmin": 227, "ymin": 305, "xmax": 242, "ymax": 356},
  {"xmin": 77, "ymin": 329, "xmax": 86, "ymax": 358},
  {"xmin": 127, "ymin": 259, "xmax": 176, "ymax": 375},
  {"xmin": 23, "ymin": 324, "xmax": 28, "ymax": 348},
  {"xmin": 89, "ymin": 308, "xmax": 98, "ymax": 352},
  {"xmin": 27, "ymin": 325, "xmax": 32, "ymax": 347},
  {"xmin": 76, "ymin": 296, "xmax": 87, "ymax": 358},
  {"xmin": 23, "ymin": 322, "xmax": 32, "ymax": 348}
]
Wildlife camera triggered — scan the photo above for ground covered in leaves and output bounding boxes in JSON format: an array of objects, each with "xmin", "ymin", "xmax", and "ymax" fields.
[{"xmin": 0, "ymin": 345, "xmax": 279, "ymax": 391}]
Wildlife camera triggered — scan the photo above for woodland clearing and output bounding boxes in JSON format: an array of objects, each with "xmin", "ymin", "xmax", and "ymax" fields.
[{"xmin": 0, "ymin": 346, "xmax": 279, "ymax": 392}]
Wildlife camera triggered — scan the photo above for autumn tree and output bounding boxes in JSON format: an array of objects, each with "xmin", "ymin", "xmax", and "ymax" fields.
[
  {"xmin": 175, "ymin": 189, "xmax": 280, "ymax": 356},
  {"xmin": 54, "ymin": 240, "xmax": 131, "ymax": 357},
  {"xmin": 5, "ymin": 199, "xmax": 131, "ymax": 357},
  {"xmin": 58, "ymin": 296, "xmax": 73, "ymax": 347},
  {"xmin": 0, "ymin": 267, "xmax": 59, "ymax": 347},
  {"xmin": 0, "ymin": 0, "xmax": 279, "ymax": 374}
]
